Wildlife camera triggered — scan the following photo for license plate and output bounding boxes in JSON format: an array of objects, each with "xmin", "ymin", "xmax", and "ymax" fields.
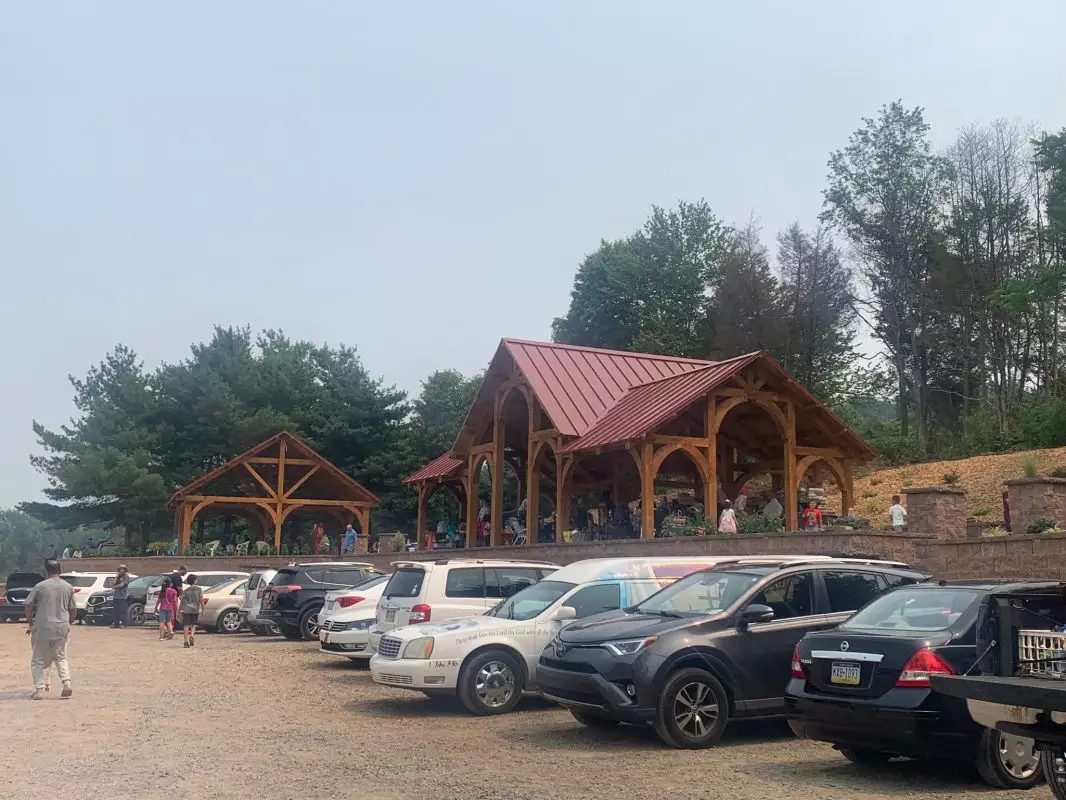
[
  {"xmin": 384, "ymin": 609, "xmax": 396, "ymax": 623},
  {"xmin": 830, "ymin": 662, "xmax": 862, "ymax": 686},
  {"xmin": 323, "ymin": 633, "xmax": 331, "ymax": 644}
]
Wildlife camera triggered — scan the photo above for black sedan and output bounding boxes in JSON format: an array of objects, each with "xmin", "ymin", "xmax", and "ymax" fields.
[{"xmin": 786, "ymin": 581, "xmax": 1047, "ymax": 790}]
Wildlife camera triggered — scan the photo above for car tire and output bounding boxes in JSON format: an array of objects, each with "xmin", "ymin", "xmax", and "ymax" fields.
[
  {"xmin": 457, "ymin": 650, "xmax": 524, "ymax": 716},
  {"xmin": 216, "ymin": 609, "xmax": 243, "ymax": 635},
  {"xmin": 298, "ymin": 608, "xmax": 320, "ymax": 641},
  {"xmin": 253, "ymin": 623, "xmax": 280, "ymax": 636},
  {"xmin": 839, "ymin": 747, "xmax": 894, "ymax": 767},
  {"xmin": 1042, "ymin": 748, "xmax": 1066, "ymax": 800},
  {"xmin": 653, "ymin": 668, "xmax": 730, "ymax": 749},
  {"xmin": 976, "ymin": 729, "xmax": 1042, "ymax": 789},
  {"xmin": 126, "ymin": 603, "xmax": 145, "ymax": 627},
  {"xmin": 570, "ymin": 710, "xmax": 620, "ymax": 729}
]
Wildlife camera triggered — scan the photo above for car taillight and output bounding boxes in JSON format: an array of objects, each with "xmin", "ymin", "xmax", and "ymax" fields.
[
  {"xmin": 338, "ymin": 596, "xmax": 365, "ymax": 608},
  {"xmin": 409, "ymin": 603, "xmax": 431, "ymax": 623},
  {"xmin": 201, "ymin": 598, "xmax": 209, "ymax": 606},
  {"xmin": 896, "ymin": 648, "xmax": 955, "ymax": 687},
  {"xmin": 72, "ymin": 588, "xmax": 81, "ymax": 593},
  {"xmin": 790, "ymin": 644, "xmax": 805, "ymax": 679},
  {"xmin": 273, "ymin": 585, "xmax": 302, "ymax": 594}
]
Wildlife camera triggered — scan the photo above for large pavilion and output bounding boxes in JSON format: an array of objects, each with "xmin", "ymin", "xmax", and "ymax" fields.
[
  {"xmin": 169, "ymin": 431, "xmax": 379, "ymax": 554},
  {"xmin": 404, "ymin": 339, "xmax": 875, "ymax": 548}
]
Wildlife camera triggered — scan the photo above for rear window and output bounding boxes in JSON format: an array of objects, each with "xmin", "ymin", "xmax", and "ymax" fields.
[
  {"xmin": 269, "ymin": 570, "xmax": 299, "ymax": 587},
  {"xmin": 840, "ymin": 587, "xmax": 981, "ymax": 632},
  {"xmin": 354, "ymin": 575, "xmax": 388, "ymax": 591},
  {"xmin": 62, "ymin": 576, "xmax": 98, "ymax": 588},
  {"xmin": 196, "ymin": 574, "xmax": 241, "ymax": 588},
  {"xmin": 246, "ymin": 572, "xmax": 266, "ymax": 591},
  {"xmin": 383, "ymin": 568, "xmax": 425, "ymax": 599}
]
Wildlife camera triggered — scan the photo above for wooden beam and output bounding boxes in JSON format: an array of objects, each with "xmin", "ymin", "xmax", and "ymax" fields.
[
  {"xmin": 640, "ymin": 440, "xmax": 655, "ymax": 539},
  {"xmin": 526, "ymin": 410, "xmax": 539, "ymax": 545},
  {"xmin": 531, "ymin": 428, "xmax": 559, "ymax": 442},
  {"xmin": 282, "ymin": 464, "xmax": 321, "ymax": 499},
  {"xmin": 274, "ymin": 438, "xmax": 287, "ymax": 552},
  {"xmin": 794, "ymin": 446, "xmax": 846, "ymax": 458},
  {"xmin": 715, "ymin": 388, "xmax": 781, "ymax": 403},
  {"xmin": 181, "ymin": 494, "xmax": 370, "ymax": 508},
  {"xmin": 242, "ymin": 462, "xmax": 278, "ymax": 498},
  {"xmin": 246, "ymin": 457, "xmax": 316, "ymax": 466},
  {"xmin": 650, "ymin": 435, "xmax": 711, "ymax": 447},
  {"xmin": 470, "ymin": 442, "xmax": 495, "ymax": 456},
  {"xmin": 783, "ymin": 401, "xmax": 797, "ymax": 532}
]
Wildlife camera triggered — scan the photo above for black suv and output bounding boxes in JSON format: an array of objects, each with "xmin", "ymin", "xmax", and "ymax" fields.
[
  {"xmin": 536, "ymin": 558, "xmax": 928, "ymax": 748},
  {"xmin": 85, "ymin": 574, "xmax": 163, "ymax": 626},
  {"xmin": 260, "ymin": 562, "xmax": 383, "ymax": 640},
  {"xmin": 2, "ymin": 572, "xmax": 44, "ymax": 621}
]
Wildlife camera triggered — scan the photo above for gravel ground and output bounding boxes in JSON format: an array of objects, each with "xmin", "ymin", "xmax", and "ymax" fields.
[{"xmin": 0, "ymin": 624, "xmax": 1051, "ymax": 800}]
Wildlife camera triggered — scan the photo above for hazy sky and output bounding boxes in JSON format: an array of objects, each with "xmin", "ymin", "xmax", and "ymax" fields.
[{"xmin": 2, "ymin": 1, "xmax": 1065, "ymax": 507}]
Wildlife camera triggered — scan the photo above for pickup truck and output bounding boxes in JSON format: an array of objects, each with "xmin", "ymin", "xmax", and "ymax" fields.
[{"xmin": 931, "ymin": 581, "xmax": 1066, "ymax": 799}]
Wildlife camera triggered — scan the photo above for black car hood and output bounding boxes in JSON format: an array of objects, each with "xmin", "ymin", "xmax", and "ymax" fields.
[
  {"xmin": 6, "ymin": 573, "xmax": 44, "ymax": 590},
  {"xmin": 558, "ymin": 609, "xmax": 728, "ymax": 643}
]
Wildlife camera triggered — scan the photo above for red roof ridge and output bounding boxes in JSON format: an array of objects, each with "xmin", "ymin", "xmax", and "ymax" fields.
[
  {"xmin": 620, "ymin": 350, "xmax": 767, "ymax": 390},
  {"xmin": 501, "ymin": 338, "xmax": 715, "ymax": 366}
]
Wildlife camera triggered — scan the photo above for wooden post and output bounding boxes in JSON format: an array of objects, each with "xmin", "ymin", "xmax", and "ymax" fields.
[
  {"xmin": 526, "ymin": 426, "xmax": 539, "ymax": 546},
  {"xmin": 554, "ymin": 450, "xmax": 570, "ymax": 543},
  {"xmin": 706, "ymin": 435, "xmax": 717, "ymax": 530},
  {"xmin": 491, "ymin": 396, "xmax": 505, "ymax": 546},
  {"xmin": 465, "ymin": 456, "xmax": 479, "ymax": 548},
  {"xmin": 783, "ymin": 401, "xmax": 797, "ymax": 532},
  {"xmin": 640, "ymin": 440, "xmax": 655, "ymax": 539},
  {"xmin": 841, "ymin": 459, "xmax": 855, "ymax": 517},
  {"xmin": 416, "ymin": 484, "xmax": 429, "ymax": 549},
  {"xmin": 181, "ymin": 502, "xmax": 194, "ymax": 554},
  {"xmin": 274, "ymin": 438, "xmax": 287, "ymax": 552}
]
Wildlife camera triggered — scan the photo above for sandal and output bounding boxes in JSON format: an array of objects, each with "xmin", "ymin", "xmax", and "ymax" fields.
[{"xmin": 30, "ymin": 691, "xmax": 43, "ymax": 701}]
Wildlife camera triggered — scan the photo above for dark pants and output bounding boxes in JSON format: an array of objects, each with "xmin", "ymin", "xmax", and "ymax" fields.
[{"xmin": 113, "ymin": 597, "xmax": 128, "ymax": 627}]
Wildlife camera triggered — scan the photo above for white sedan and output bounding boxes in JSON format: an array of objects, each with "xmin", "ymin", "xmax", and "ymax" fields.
[{"xmin": 318, "ymin": 575, "xmax": 389, "ymax": 660}]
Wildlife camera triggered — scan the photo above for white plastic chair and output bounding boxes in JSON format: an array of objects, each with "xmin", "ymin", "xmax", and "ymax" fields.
[
  {"xmin": 205, "ymin": 540, "xmax": 221, "ymax": 557},
  {"xmin": 235, "ymin": 541, "xmax": 249, "ymax": 557},
  {"xmin": 254, "ymin": 541, "xmax": 270, "ymax": 556},
  {"xmin": 508, "ymin": 517, "xmax": 527, "ymax": 546}
]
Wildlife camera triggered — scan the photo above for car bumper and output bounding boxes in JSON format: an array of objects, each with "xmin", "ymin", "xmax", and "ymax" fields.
[
  {"xmin": 318, "ymin": 628, "xmax": 373, "ymax": 657},
  {"xmin": 785, "ymin": 684, "xmax": 978, "ymax": 760},
  {"xmin": 258, "ymin": 608, "xmax": 301, "ymax": 631},
  {"xmin": 85, "ymin": 607, "xmax": 115, "ymax": 623},
  {"xmin": 535, "ymin": 659, "xmax": 654, "ymax": 723},
  {"xmin": 1, "ymin": 603, "xmax": 27, "ymax": 619},
  {"xmin": 369, "ymin": 654, "xmax": 459, "ymax": 691}
]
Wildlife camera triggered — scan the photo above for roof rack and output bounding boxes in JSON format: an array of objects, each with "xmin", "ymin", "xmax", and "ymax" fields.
[
  {"xmin": 390, "ymin": 558, "xmax": 560, "ymax": 568},
  {"xmin": 778, "ymin": 556, "xmax": 914, "ymax": 569}
]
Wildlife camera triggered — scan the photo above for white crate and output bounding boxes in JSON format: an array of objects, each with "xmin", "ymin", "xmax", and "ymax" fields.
[{"xmin": 1018, "ymin": 629, "xmax": 1066, "ymax": 679}]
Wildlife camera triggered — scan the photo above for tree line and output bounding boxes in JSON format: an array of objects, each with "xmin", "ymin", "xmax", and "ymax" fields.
[
  {"xmin": 8, "ymin": 100, "xmax": 1066, "ymax": 554},
  {"xmin": 553, "ymin": 102, "xmax": 1066, "ymax": 463}
]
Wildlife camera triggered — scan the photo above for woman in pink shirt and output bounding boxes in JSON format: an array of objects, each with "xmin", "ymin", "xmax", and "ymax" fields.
[{"xmin": 155, "ymin": 578, "xmax": 178, "ymax": 640}]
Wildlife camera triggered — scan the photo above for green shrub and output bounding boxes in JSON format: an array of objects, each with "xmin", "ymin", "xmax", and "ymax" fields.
[
  {"xmin": 971, "ymin": 506, "xmax": 992, "ymax": 518},
  {"xmin": 1026, "ymin": 516, "xmax": 1058, "ymax": 535},
  {"xmin": 1022, "ymin": 454, "xmax": 1039, "ymax": 479},
  {"xmin": 981, "ymin": 526, "xmax": 1008, "ymax": 537},
  {"xmin": 736, "ymin": 513, "xmax": 784, "ymax": 534},
  {"xmin": 869, "ymin": 477, "xmax": 883, "ymax": 486},
  {"xmin": 1050, "ymin": 467, "xmax": 1066, "ymax": 479}
]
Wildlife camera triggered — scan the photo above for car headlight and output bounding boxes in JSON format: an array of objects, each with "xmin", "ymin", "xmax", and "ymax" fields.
[
  {"xmin": 602, "ymin": 637, "xmax": 658, "ymax": 657},
  {"xmin": 402, "ymin": 637, "xmax": 434, "ymax": 659},
  {"xmin": 350, "ymin": 618, "xmax": 374, "ymax": 631}
]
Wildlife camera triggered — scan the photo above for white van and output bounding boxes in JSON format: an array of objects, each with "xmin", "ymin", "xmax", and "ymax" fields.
[
  {"xmin": 368, "ymin": 559, "xmax": 558, "ymax": 653},
  {"xmin": 370, "ymin": 556, "xmax": 782, "ymax": 713}
]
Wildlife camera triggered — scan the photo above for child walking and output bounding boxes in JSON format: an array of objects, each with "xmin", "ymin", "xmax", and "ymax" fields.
[
  {"xmin": 179, "ymin": 574, "xmax": 203, "ymax": 648},
  {"xmin": 156, "ymin": 577, "xmax": 178, "ymax": 640},
  {"xmin": 717, "ymin": 499, "xmax": 738, "ymax": 534}
]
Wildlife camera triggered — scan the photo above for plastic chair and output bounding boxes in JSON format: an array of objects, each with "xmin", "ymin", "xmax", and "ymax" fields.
[
  {"xmin": 205, "ymin": 540, "xmax": 221, "ymax": 557},
  {"xmin": 254, "ymin": 541, "xmax": 270, "ymax": 556},
  {"xmin": 235, "ymin": 541, "xmax": 249, "ymax": 557}
]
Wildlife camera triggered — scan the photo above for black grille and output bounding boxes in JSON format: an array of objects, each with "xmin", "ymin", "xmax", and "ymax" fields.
[{"xmin": 539, "ymin": 657, "xmax": 597, "ymax": 673}]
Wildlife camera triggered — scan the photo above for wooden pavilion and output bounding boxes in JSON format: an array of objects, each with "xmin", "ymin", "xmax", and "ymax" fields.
[
  {"xmin": 168, "ymin": 431, "xmax": 379, "ymax": 554},
  {"xmin": 404, "ymin": 339, "xmax": 875, "ymax": 548}
]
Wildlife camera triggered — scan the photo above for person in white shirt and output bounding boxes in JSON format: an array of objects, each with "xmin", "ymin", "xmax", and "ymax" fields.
[{"xmin": 888, "ymin": 495, "xmax": 907, "ymax": 532}]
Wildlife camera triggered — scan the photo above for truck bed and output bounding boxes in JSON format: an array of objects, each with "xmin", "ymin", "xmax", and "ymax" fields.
[{"xmin": 932, "ymin": 674, "xmax": 1066, "ymax": 713}]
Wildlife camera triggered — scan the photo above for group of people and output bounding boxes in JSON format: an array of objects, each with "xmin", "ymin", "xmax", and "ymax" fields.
[
  {"xmin": 153, "ymin": 565, "xmax": 204, "ymax": 647},
  {"xmin": 310, "ymin": 521, "xmax": 361, "ymax": 555}
]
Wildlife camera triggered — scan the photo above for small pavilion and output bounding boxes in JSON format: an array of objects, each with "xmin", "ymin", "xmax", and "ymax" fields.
[
  {"xmin": 404, "ymin": 339, "xmax": 875, "ymax": 547},
  {"xmin": 168, "ymin": 431, "xmax": 379, "ymax": 554}
]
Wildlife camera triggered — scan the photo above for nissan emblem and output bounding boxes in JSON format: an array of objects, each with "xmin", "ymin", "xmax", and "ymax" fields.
[{"xmin": 840, "ymin": 641, "xmax": 850, "ymax": 652}]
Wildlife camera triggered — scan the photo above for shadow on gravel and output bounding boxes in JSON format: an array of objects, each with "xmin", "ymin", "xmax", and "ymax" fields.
[
  {"xmin": 347, "ymin": 695, "xmax": 470, "ymax": 718},
  {"xmin": 744, "ymin": 754, "xmax": 994, "ymax": 795},
  {"xmin": 511, "ymin": 717, "xmax": 793, "ymax": 751},
  {"xmin": 306, "ymin": 658, "xmax": 372, "ymax": 672}
]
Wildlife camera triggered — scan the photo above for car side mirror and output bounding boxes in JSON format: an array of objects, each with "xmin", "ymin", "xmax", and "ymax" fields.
[
  {"xmin": 739, "ymin": 603, "xmax": 774, "ymax": 626},
  {"xmin": 550, "ymin": 605, "xmax": 578, "ymax": 623}
]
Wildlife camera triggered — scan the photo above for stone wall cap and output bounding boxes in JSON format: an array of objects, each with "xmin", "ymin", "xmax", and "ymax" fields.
[
  {"xmin": 1005, "ymin": 477, "xmax": 1066, "ymax": 486},
  {"xmin": 902, "ymin": 486, "xmax": 966, "ymax": 495}
]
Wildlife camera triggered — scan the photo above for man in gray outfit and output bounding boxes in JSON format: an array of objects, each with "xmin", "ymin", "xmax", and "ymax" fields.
[{"xmin": 25, "ymin": 558, "xmax": 76, "ymax": 700}]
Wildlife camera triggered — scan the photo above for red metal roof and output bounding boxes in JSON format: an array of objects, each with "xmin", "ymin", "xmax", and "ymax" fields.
[
  {"xmin": 560, "ymin": 353, "xmax": 763, "ymax": 453},
  {"xmin": 502, "ymin": 339, "xmax": 712, "ymax": 437},
  {"xmin": 402, "ymin": 453, "xmax": 464, "ymax": 485}
]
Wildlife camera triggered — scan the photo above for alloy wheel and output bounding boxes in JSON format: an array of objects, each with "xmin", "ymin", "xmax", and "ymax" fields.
[
  {"xmin": 304, "ymin": 612, "xmax": 319, "ymax": 639},
  {"xmin": 221, "ymin": 611, "xmax": 242, "ymax": 633},
  {"xmin": 475, "ymin": 661, "xmax": 516, "ymax": 708},
  {"xmin": 999, "ymin": 734, "xmax": 1039, "ymax": 781},
  {"xmin": 673, "ymin": 681, "xmax": 720, "ymax": 740},
  {"xmin": 127, "ymin": 604, "xmax": 145, "ymax": 627}
]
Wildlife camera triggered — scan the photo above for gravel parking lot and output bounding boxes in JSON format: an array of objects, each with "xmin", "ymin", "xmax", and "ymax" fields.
[{"xmin": 0, "ymin": 624, "xmax": 1051, "ymax": 800}]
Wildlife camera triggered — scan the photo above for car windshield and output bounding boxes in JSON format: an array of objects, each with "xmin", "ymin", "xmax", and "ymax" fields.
[
  {"xmin": 486, "ymin": 580, "xmax": 576, "ymax": 621},
  {"xmin": 127, "ymin": 576, "xmax": 157, "ymax": 591},
  {"xmin": 840, "ymin": 587, "xmax": 981, "ymax": 632},
  {"xmin": 635, "ymin": 569, "xmax": 772, "ymax": 617},
  {"xmin": 62, "ymin": 575, "xmax": 99, "ymax": 588}
]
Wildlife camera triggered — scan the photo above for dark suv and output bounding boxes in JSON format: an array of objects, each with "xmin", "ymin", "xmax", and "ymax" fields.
[
  {"xmin": 85, "ymin": 574, "xmax": 163, "ymax": 626},
  {"xmin": 2, "ymin": 572, "xmax": 44, "ymax": 621},
  {"xmin": 536, "ymin": 558, "xmax": 928, "ymax": 748},
  {"xmin": 261, "ymin": 562, "xmax": 383, "ymax": 641}
]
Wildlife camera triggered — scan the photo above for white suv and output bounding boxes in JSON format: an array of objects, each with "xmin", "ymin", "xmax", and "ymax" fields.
[
  {"xmin": 369, "ymin": 559, "xmax": 558, "ymax": 653},
  {"xmin": 63, "ymin": 572, "xmax": 138, "ymax": 622},
  {"xmin": 239, "ymin": 569, "xmax": 279, "ymax": 635}
]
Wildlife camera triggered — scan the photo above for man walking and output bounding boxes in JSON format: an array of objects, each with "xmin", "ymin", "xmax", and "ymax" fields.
[
  {"xmin": 25, "ymin": 558, "xmax": 76, "ymax": 700},
  {"xmin": 169, "ymin": 565, "xmax": 187, "ymax": 597},
  {"xmin": 342, "ymin": 524, "xmax": 357, "ymax": 555},
  {"xmin": 111, "ymin": 565, "xmax": 131, "ymax": 628}
]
